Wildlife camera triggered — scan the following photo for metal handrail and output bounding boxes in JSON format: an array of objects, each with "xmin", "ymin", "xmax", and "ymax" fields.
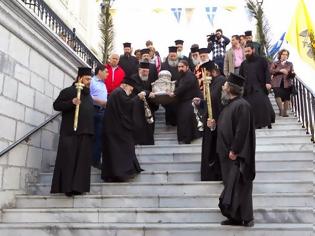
[
  {"xmin": 20, "ymin": 0, "xmax": 102, "ymax": 68},
  {"xmin": 291, "ymin": 76, "xmax": 315, "ymax": 143},
  {"xmin": 0, "ymin": 113, "xmax": 61, "ymax": 158}
]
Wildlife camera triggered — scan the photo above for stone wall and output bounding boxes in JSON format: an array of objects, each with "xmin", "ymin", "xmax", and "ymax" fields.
[{"xmin": 0, "ymin": 0, "xmax": 90, "ymax": 208}]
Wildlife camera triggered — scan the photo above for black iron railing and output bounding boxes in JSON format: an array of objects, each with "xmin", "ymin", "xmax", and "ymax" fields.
[
  {"xmin": 291, "ymin": 77, "xmax": 315, "ymax": 143},
  {"xmin": 0, "ymin": 113, "xmax": 60, "ymax": 158},
  {"xmin": 20, "ymin": 0, "xmax": 102, "ymax": 68}
]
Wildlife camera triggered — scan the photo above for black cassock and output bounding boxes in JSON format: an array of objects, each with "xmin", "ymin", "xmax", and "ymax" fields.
[
  {"xmin": 199, "ymin": 75, "xmax": 226, "ymax": 181},
  {"xmin": 132, "ymin": 74, "xmax": 158, "ymax": 145},
  {"xmin": 216, "ymin": 97, "xmax": 256, "ymax": 222},
  {"xmin": 174, "ymin": 70, "xmax": 202, "ymax": 143},
  {"xmin": 118, "ymin": 54, "xmax": 138, "ymax": 77},
  {"xmin": 240, "ymin": 56, "xmax": 275, "ymax": 128},
  {"xmin": 161, "ymin": 60, "xmax": 181, "ymax": 126},
  {"xmin": 51, "ymin": 85, "xmax": 94, "ymax": 194},
  {"xmin": 101, "ymin": 87, "xmax": 143, "ymax": 181}
]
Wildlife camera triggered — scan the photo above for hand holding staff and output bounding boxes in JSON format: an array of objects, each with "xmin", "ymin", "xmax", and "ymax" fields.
[{"xmin": 73, "ymin": 80, "xmax": 84, "ymax": 131}]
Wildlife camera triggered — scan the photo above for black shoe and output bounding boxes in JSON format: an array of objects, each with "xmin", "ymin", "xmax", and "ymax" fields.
[
  {"xmin": 267, "ymin": 125, "xmax": 272, "ymax": 129},
  {"xmin": 92, "ymin": 162, "xmax": 102, "ymax": 170},
  {"xmin": 71, "ymin": 191, "xmax": 82, "ymax": 196},
  {"xmin": 221, "ymin": 219, "xmax": 242, "ymax": 226},
  {"xmin": 65, "ymin": 192, "xmax": 73, "ymax": 197},
  {"xmin": 242, "ymin": 220, "xmax": 254, "ymax": 227}
]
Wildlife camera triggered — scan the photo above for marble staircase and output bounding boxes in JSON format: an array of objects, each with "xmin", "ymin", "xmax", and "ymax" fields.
[{"xmin": 0, "ymin": 97, "xmax": 314, "ymax": 235}]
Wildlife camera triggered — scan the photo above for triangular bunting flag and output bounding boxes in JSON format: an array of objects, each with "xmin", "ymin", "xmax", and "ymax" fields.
[
  {"xmin": 185, "ymin": 8, "xmax": 195, "ymax": 24},
  {"xmin": 205, "ymin": 7, "xmax": 217, "ymax": 26},
  {"xmin": 171, "ymin": 8, "xmax": 182, "ymax": 23},
  {"xmin": 153, "ymin": 8, "xmax": 165, "ymax": 14}
]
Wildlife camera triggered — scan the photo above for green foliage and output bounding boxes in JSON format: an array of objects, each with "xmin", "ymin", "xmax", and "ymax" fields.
[
  {"xmin": 246, "ymin": 0, "xmax": 272, "ymax": 59},
  {"xmin": 99, "ymin": 0, "xmax": 114, "ymax": 64}
]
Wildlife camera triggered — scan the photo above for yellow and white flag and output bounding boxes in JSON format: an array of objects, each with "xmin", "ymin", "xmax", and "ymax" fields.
[{"xmin": 286, "ymin": 0, "xmax": 315, "ymax": 69}]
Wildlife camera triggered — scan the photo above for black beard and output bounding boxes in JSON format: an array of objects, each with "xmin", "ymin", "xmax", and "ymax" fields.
[
  {"xmin": 124, "ymin": 52, "xmax": 131, "ymax": 57},
  {"xmin": 245, "ymin": 54, "xmax": 255, "ymax": 61},
  {"xmin": 179, "ymin": 71, "xmax": 186, "ymax": 77}
]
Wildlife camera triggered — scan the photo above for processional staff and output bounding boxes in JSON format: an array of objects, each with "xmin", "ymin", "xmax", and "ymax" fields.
[
  {"xmin": 73, "ymin": 80, "xmax": 84, "ymax": 131},
  {"xmin": 202, "ymin": 68, "xmax": 214, "ymax": 128}
]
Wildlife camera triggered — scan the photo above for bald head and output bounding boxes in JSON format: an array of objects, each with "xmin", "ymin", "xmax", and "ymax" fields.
[{"xmin": 109, "ymin": 53, "xmax": 120, "ymax": 67}]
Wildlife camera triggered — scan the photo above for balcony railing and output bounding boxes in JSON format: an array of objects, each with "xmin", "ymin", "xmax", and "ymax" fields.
[
  {"xmin": 291, "ymin": 77, "xmax": 315, "ymax": 143},
  {"xmin": 20, "ymin": 0, "xmax": 102, "ymax": 68}
]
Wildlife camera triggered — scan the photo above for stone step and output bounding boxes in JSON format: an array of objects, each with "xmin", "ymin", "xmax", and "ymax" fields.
[
  {"xmin": 154, "ymin": 129, "xmax": 310, "ymax": 138},
  {"xmin": 136, "ymin": 151, "xmax": 314, "ymax": 163},
  {"xmin": 39, "ymin": 168, "xmax": 314, "ymax": 184},
  {"xmin": 154, "ymin": 115, "xmax": 298, "ymax": 123},
  {"xmin": 139, "ymin": 159, "xmax": 312, "ymax": 171},
  {"xmin": 154, "ymin": 135, "xmax": 311, "ymax": 145},
  {"xmin": 135, "ymin": 143, "xmax": 313, "ymax": 154},
  {"xmin": 156, "ymin": 129, "xmax": 309, "ymax": 137},
  {"xmin": 2, "ymin": 207, "xmax": 313, "ymax": 224},
  {"xmin": 29, "ymin": 180, "xmax": 313, "ymax": 196},
  {"xmin": 0, "ymin": 223, "xmax": 312, "ymax": 236},
  {"xmin": 47, "ymin": 156, "xmax": 313, "ymax": 173},
  {"xmin": 154, "ymin": 123, "xmax": 304, "ymax": 133},
  {"xmin": 154, "ymin": 120, "xmax": 302, "ymax": 129},
  {"xmin": 14, "ymin": 193, "xmax": 313, "ymax": 209}
]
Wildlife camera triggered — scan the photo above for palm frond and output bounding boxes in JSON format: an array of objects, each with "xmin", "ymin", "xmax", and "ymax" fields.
[
  {"xmin": 99, "ymin": 0, "xmax": 114, "ymax": 64},
  {"xmin": 246, "ymin": 0, "xmax": 272, "ymax": 59}
]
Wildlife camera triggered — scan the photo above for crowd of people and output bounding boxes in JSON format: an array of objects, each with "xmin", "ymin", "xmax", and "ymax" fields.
[{"xmin": 50, "ymin": 29, "xmax": 296, "ymax": 227}]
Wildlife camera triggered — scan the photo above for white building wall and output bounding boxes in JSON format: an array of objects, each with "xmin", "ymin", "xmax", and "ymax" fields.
[{"xmin": 0, "ymin": 0, "xmax": 89, "ymax": 209}]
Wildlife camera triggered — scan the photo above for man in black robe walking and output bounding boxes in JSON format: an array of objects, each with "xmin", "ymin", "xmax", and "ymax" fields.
[
  {"xmin": 161, "ymin": 46, "xmax": 181, "ymax": 126},
  {"xmin": 169, "ymin": 60, "xmax": 202, "ymax": 144},
  {"xmin": 193, "ymin": 63, "xmax": 226, "ymax": 181},
  {"xmin": 210, "ymin": 73, "xmax": 256, "ymax": 227},
  {"xmin": 118, "ymin": 42, "xmax": 139, "ymax": 77},
  {"xmin": 51, "ymin": 67, "xmax": 94, "ymax": 197},
  {"xmin": 132, "ymin": 62, "xmax": 158, "ymax": 145},
  {"xmin": 101, "ymin": 77, "xmax": 144, "ymax": 182},
  {"xmin": 240, "ymin": 42, "xmax": 275, "ymax": 129}
]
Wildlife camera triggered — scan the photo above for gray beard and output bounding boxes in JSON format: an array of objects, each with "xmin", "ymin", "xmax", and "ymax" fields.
[
  {"xmin": 192, "ymin": 58, "xmax": 200, "ymax": 66},
  {"xmin": 140, "ymin": 75, "xmax": 148, "ymax": 81},
  {"xmin": 221, "ymin": 91, "xmax": 230, "ymax": 105},
  {"xmin": 168, "ymin": 59, "xmax": 179, "ymax": 67}
]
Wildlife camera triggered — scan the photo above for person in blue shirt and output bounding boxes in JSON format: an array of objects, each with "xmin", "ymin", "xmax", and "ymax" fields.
[{"xmin": 90, "ymin": 65, "xmax": 108, "ymax": 169}]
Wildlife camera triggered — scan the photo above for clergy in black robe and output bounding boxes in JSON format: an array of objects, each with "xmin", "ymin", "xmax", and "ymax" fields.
[
  {"xmin": 169, "ymin": 60, "xmax": 202, "ymax": 144},
  {"xmin": 240, "ymin": 43, "xmax": 275, "ymax": 129},
  {"xmin": 215, "ymin": 73, "xmax": 256, "ymax": 227},
  {"xmin": 51, "ymin": 67, "xmax": 94, "ymax": 197},
  {"xmin": 194, "ymin": 48, "xmax": 215, "ymax": 92},
  {"xmin": 118, "ymin": 42, "xmax": 139, "ymax": 77},
  {"xmin": 194, "ymin": 63, "xmax": 226, "ymax": 181},
  {"xmin": 175, "ymin": 39, "xmax": 189, "ymax": 62},
  {"xmin": 161, "ymin": 46, "xmax": 181, "ymax": 126},
  {"xmin": 101, "ymin": 77, "xmax": 143, "ymax": 182},
  {"xmin": 131, "ymin": 62, "xmax": 158, "ymax": 145},
  {"xmin": 138, "ymin": 48, "xmax": 159, "ymax": 82},
  {"xmin": 188, "ymin": 45, "xmax": 200, "ymax": 71}
]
